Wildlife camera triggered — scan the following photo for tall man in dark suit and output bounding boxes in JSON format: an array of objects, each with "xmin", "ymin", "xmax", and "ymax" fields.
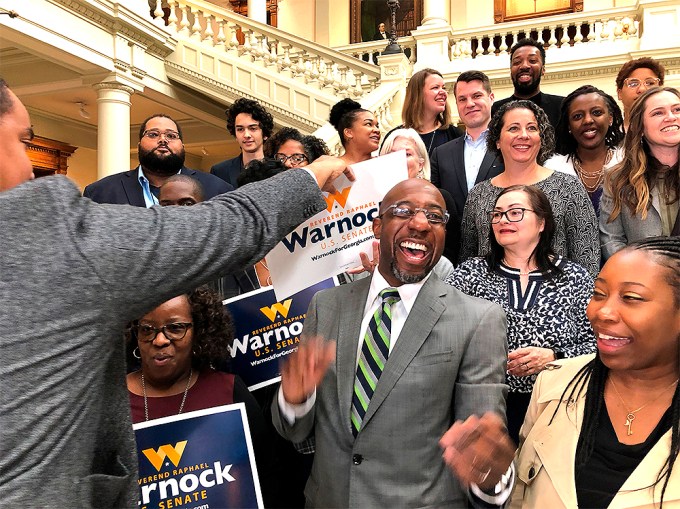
[
  {"xmin": 272, "ymin": 179, "xmax": 515, "ymax": 508},
  {"xmin": 210, "ymin": 98, "xmax": 274, "ymax": 189},
  {"xmin": 83, "ymin": 114, "xmax": 231, "ymax": 205},
  {"xmin": 431, "ymin": 71, "xmax": 503, "ymax": 229},
  {"xmin": 491, "ymin": 38, "xmax": 564, "ymax": 130}
]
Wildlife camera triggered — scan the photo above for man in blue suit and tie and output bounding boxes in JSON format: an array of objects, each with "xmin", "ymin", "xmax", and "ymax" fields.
[
  {"xmin": 210, "ymin": 98, "xmax": 274, "ymax": 189},
  {"xmin": 84, "ymin": 114, "xmax": 231, "ymax": 206},
  {"xmin": 431, "ymin": 71, "xmax": 503, "ymax": 228}
]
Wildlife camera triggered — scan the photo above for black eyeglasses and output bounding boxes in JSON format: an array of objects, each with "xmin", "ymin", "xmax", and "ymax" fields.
[
  {"xmin": 489, "ymin": 208, "xmax": 535, "ymax": 224},
  {"xmin": 142, "ymin": 130, "xmax": 181, "ymax": 141},
  {"xmin": 133, "ymin": 322, "xmax": 193, "ymax": 343},
  {"xmin": 622, "ymin": 77, "xmax": 661, "ymax": 89},
  {"xmin": 381, "ymin": 204, "xmax": 449, "ymax": 225},
  {"xmin": 274, "ymin": 153, "xmax": 309, "ymax": 166}
]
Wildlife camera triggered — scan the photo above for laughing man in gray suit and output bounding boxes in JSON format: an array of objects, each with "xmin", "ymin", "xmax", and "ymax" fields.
[{"xmin": 272, "ymin": 179, "xmax": 515, "ymax": 508}]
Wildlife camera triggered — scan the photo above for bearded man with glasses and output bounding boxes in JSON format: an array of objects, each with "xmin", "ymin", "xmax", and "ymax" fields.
[
  {"xmin": 272, "ymin": 179, "xmax": 515, "ymax": 508},
  {"xmin": 84, "ymin": 114, "xmax": 232, "ymax": 206}
]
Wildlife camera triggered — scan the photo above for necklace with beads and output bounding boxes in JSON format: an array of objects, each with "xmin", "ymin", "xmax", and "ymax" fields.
[
  {"xmin": 609, "ymin": 376, "xmax": 678, "ymax": 436},
  {"xmin": 141, "ymin": 368, "xmax": 193, "ymax": 422},
  {"xmin": 573, "ymin": 148, "xmax": 613, "ymax": 194}
]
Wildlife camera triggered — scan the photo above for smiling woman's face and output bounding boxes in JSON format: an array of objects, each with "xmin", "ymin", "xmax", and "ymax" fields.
[{"xmin": 138, "ymin": 295, "xmax": 194, "ymax": 386}]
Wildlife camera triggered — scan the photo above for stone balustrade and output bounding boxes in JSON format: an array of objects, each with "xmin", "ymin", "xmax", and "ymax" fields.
[{"xmin": 151, "ymin": 0, "xmax": 381, "ymax": 98}]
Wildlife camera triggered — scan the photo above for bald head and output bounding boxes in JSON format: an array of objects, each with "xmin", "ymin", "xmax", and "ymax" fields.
[
  {"xmin": 0, "ymin": 80, "xmax": 35, "ymax": 192},
  {"xmin": 159, "ymin": 174, "xmax": 205, "ymax": 206}
]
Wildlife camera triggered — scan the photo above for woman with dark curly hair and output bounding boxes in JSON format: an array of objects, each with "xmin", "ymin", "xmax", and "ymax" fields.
[
  {"xmin": 263, "ymin": 126, "xmax": 330, "ymax": 168},
  {"xmin": 600, "ymin": 87, "xmax": 680, "ymax": 260},
  {"xmin": 547, "ymin": 85, "xmax": 625, "ymax": 216},
  {"xmin": 125, "ymin": 286, "xmax": 276, "ymax": 502},
  {"xmin": 459, "ymin": 100, "xmax": 600, "ymax": 277},
  {"xmin": 329, "ymin": 98, "xmax": 379, "ymax": 165}
]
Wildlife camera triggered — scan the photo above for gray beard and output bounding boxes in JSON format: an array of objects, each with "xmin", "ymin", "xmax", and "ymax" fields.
[{"xmin": 391, "ymin": 260, "xmax": 428, "ymax": 284}]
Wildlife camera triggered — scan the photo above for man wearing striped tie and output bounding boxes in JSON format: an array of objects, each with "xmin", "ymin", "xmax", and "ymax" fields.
[{"xmin": 273, "ymin": 179, "xmax": 515, "ymax": 508}]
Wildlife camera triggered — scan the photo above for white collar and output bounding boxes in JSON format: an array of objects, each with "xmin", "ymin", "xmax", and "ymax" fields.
[{"xmin": 364, "ymin": 267, "xmax": 431, "ymax": 316}]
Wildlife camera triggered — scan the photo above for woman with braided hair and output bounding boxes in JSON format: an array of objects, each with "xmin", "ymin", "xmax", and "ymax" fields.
[{"xmin": 511, "ymin": 236, "xmax": 680, "ymax": 508}]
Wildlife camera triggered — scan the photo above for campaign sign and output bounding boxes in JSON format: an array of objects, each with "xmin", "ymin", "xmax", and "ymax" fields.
[
  {"xmin": 224, "ymin": 278, "xmax": 336, "ymax": 391},
  {"xmin": 267, "ymin": 150, "xmax": 408, "ymax": 300},
  {"xmin": 134, "ymin": 404, "xmax": 263, "ymax": 509}
]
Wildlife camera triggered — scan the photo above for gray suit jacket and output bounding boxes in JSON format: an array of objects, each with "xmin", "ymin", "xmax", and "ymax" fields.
[
  {"xmin": 599, "ymin": 185, "xmax": 663, "ymax": 260},
  {"xmin": 0, "ymin": 170, "xmax": 325, "ymax": 508},
  {"xmin": 272, "ymin": 275, "xmax": 508, "ymax": 508}
]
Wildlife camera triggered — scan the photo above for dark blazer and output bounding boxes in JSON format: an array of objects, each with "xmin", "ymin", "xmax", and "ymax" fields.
[
  {"xmin": 431, "ymin": 137, "xmax": 504, "ymax": 220},
  {"xmin": 83, "ymin": 167, "xmax": 232, "ymax": 206},
  {"xmin": 272, "ymin": 275, "xmax": 508, "ymax": 508},
  {"xmin": 211, "ymin": 155, "xmax": 243, "ymax": 189}
]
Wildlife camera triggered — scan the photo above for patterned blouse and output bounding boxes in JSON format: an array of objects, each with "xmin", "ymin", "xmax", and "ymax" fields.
[
  {"xmin": 446, "ymin": 256, "xmax": 596, "ymax": 393},
  {"xmin": 459, "ymin": 171, "xmax": 600, "ymax": 277}
]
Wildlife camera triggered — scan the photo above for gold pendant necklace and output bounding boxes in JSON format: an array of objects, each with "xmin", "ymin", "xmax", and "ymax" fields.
[
  {"xmin": 609, "ymin": 376, "xmax": 678, "ymax": 436},
  {"xmin": 141, "ymin": 368, "xmax": 193, "ymax": 422}
]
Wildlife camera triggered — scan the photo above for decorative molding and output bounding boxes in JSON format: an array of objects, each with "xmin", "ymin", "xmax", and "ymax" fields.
[
  {"xmin": 165, "ymin": 62, "xmax": 325, "ymax": 132},
  {"xmin": 52, "ymin": 0, "xmax": 175, "ymax": 57}
]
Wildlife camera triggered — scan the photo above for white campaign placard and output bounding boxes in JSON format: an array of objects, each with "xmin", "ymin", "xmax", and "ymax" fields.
[{"xmin": 267, "ymin": 150, "xmax": 408, "ymax": 300}]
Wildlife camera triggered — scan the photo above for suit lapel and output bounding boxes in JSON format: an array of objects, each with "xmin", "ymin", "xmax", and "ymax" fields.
[
  {"xmin": 337, "ymin": 278, "xmax": 371, "ymax": 439},
  {"xmin": 122, "ymin": 170, "xmax": 146, "ymax": 207},
  {"xmin": 359, "ymin": 277, "xmax": 446, "ymax": 430},
  {"xmin": 475, "ymin": 150, "xmax": 500, "ymax": 185},
  {"xmin": 452, "ymin": 139, "xmax": 468, "ymax": 203}
]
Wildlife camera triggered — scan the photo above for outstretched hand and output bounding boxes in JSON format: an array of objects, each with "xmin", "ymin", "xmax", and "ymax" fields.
[
  {"xmin": 440, "ymin": 413, "xmax": 516, "ymax": 491},
  {"xmin": 306, "ymin": 156, "xmax": 356, "ymax": 194},
  {"xmin": 280, "ymin": 336, "xmax": 336, "ymax": 405},
  {"xmin": 347, "ymin": 240, "xmax": 380, "ymax": 275}
]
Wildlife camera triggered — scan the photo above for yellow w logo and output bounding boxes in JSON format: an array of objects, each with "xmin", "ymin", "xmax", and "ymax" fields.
[
  {"xmin": 142, "ymin": 441, "xmax": 188, "ymax": 472},
  {"xmin": 324, "ymin": 186, "xmax": 351, "ymax": 212},
  {"xmin": 260, "ymin": 299, "xmax": 293, "ymax": 322}
]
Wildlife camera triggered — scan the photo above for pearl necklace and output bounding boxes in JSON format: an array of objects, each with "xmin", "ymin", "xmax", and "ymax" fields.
[
  {"xmin": 573, "ymin": 148, "xmax": 613, "ymax": 194},
  {"xmin": 141, "ymin": 368, "xmax": 193, "ymax": 422},
  {"xmin": 503, "ymin": 259, "xmax": 537, "ymax": 276}
]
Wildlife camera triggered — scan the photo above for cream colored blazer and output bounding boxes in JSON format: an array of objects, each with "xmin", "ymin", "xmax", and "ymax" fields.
[{"xmin": 511, "ymin": 354, "xmax": 680, "ymax": 509}]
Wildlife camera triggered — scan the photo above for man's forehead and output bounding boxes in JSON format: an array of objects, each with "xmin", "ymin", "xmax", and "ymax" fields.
[
  {"xmin": 384, "ymin": 182, "xmax": 445, "ymax": 208},
  {"xmin": 146, "ymin": 116, "xmax": 178, "ymax": 131}
]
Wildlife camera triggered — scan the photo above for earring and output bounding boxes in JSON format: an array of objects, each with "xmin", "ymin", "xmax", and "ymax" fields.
[{"xmin": 133, "ymin": 347, "xmax": 141, "ymax": 359}]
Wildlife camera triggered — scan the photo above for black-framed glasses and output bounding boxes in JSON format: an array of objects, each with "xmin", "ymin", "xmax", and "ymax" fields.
[
  {"xmin": 274, "ymin": 153, "xmax": 309, "ymax": 166},
  {"xmin": 133, "ymin": 322, "xmax": 193, "ymax": 343},
  {"xmin": 489, "ymin": 207, "xmax": 535, "ymax": 224},
  {"xmin": 381, "ymin": 204, "xmax": 449, "ymax": 225},
  {"xmin": 623, "ymin": 77, "xmax": 661, "ymax": 89},
  {"xmin": 142, "ymin": 129, "xmax": 181, "ymax": 141}
]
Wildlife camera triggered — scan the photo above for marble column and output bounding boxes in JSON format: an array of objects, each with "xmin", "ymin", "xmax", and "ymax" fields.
[
  {"xmin": 422, "ymin": 0, "xmax": 449, "ymax": 27},
  {"xmin": 247, "ymin": 0, "xmax": 267, "ymax": 23},
  {"xmin": 94, "ymin": 82, "xmax": 134, "ymax": 179}
]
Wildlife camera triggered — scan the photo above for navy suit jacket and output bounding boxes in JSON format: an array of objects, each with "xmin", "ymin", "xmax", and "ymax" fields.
[
  {"xmin": 211, "ymin": 155, "xmax": 243, "ymax": 189},
  {"xmin": 431, "ymin": 137, "xmax": 504, "ymax": 220},
  {"xmin": 83, "ymin": 167, "xmax": 232, "ymax": 206}
]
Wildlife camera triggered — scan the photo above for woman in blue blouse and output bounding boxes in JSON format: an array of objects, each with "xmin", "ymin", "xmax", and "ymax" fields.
[{"xmin": 446, "ymin": 184, "xmax": 596, "ymax": 442}]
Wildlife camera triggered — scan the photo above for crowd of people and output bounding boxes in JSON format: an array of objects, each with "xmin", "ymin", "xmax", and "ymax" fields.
[{"xmin": 1, "ymin": 35, "xmax": 679, "ymax": 509}]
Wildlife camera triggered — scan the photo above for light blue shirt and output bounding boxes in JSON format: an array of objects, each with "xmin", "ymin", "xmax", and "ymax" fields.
[
  {"xmin": 463, "ymin": 129, "xmax": 489, "ymax": 192},
  {"xmin": 137, "ymin": 166, "xmax": 159, "ymax": 208}
]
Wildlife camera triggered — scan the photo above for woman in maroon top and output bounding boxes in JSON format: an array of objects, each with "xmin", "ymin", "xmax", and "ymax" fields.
[{"xmin": 125, "ymin": 286, "xmax": 275, "ymax": 505}]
